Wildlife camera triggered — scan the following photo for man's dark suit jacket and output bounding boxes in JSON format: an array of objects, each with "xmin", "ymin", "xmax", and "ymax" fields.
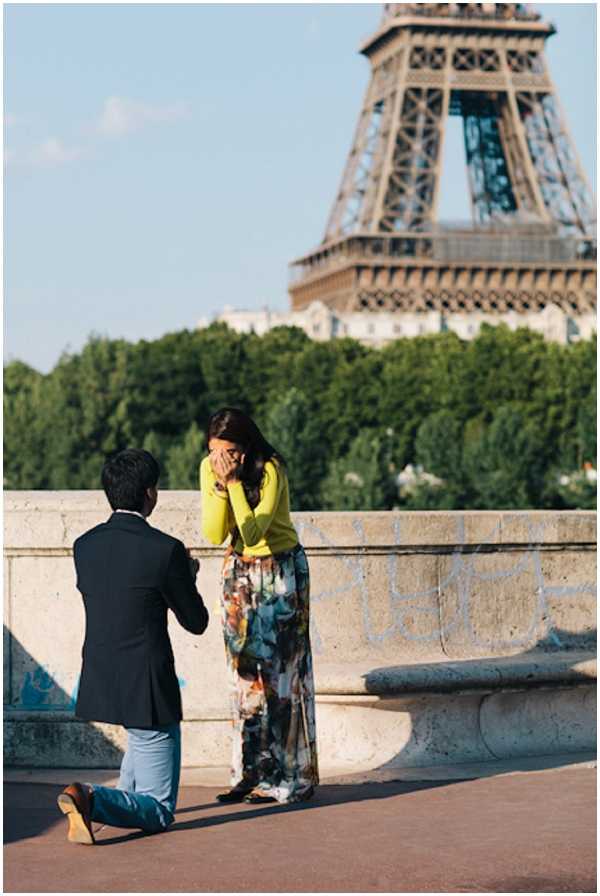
[{"xmin": 74, "ymin": 511, "xmax": 208, "ymax": 729}]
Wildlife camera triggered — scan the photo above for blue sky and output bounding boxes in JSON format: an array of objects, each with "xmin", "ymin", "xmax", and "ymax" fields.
[{"xmin": 4, "ymin": 2, "xmax": 596, "ymax": 373}]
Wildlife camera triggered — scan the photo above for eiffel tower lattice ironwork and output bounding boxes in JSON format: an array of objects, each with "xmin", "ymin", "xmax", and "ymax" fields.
[{"xmin": 289, "ymin": 3, "xmax": 596, "ymax": 323}]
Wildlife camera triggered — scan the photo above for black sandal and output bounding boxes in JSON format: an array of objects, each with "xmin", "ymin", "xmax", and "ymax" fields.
[
  {"xmin": 216, "ymin": 783, "xmax": 255, "ymax": 803},
  {"xmin": 243, "ymin": 790, "xmax": 277, "ymax": 804},
  {"xmin": 293, "ymin": 786, "xmax": 315, "ymax": 803}
]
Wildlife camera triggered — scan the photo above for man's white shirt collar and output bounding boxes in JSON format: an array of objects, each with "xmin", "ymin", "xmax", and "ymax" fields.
[{"xmin": 115, "ymin": 509, "xmax": 146, "ymax": 520}]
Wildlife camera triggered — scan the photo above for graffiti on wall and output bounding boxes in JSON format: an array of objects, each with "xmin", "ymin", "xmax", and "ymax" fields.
[
  {"xmin": 7, "ymin": 512, "xmax": 596, "ymax": 709},
  {"xmin": 295, "ymin": 514, "xmax": 596, "ymax": 655}
]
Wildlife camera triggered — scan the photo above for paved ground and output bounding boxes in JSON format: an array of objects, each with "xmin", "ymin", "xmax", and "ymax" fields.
[{"xmin": 4, "ymin": 765, "xmax": 597, "ymax": 893}]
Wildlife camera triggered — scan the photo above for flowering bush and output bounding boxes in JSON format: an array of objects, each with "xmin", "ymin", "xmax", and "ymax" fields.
[{"xmin": 556, "ymin": 465, "xmax": 597, "ymax": 510}]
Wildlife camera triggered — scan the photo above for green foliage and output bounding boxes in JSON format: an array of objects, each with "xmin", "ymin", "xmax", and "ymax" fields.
[
  {"xmin": 265, "ymin": 387, "xmax": 326, "ymax": 511},
  {"xmin": 166, "ymin": 423, "xmax": 206, "ymax": 490},
  {"xmin": 124, "ymin": 330, "xmax": 209, "ymax": 444},
  {"xmin": 244, "ymin": 326, "xmax": 310, "ymax": 416},
  {"xmin": 462, "ymin": 404, "xmax": 545, "ymax": 508},
  {"xmin": 415, "ymin": 410, "xmax": 464, "ymax": 481},
  {"xmin": 3, "ymin": 324, "xmax": 596, "ymax": 510},
  {"xmin": 142, "ymin": 431, "xmax": 172, "ymax": 486},
  {"xmin": 400, "ymin": 480, "xmax": 456, "ymax": 511},
  {"xmin": 4, "ymin": 361, "xmax": 47, "ymax": 488},
  {"xmin": 576, "ymin": 381, "xmax": 597, "ymax": 466},
  {"xmin": 20, "ymin": 337, "xmax": 133, "ymax": 489},
  {"xmin": 412, "ymin": 410, "xmax": 466, "ymax": 509},
  {"xmin": 196, "ymin": 323, "xmax": 250, "ymax": 413},
  {"xmin": 321, "ymin": 429, "xmax": 397, "ymax": 511},
  {"xmin": 554, "ymin": 469, "xmax": 598, "ymax": 510}
]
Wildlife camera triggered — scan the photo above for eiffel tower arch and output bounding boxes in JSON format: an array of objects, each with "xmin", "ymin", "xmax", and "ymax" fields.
[{"xmin": 289, "ymin": 3, "xmax": 596, "ymax": 334}]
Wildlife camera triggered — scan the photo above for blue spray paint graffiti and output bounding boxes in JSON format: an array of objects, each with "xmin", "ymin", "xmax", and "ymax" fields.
[
  {"xmin": 20, "ymin": 665, "xmax": 78, "ymax": 710},
  {"xmin": 20, "ymin": 666, "xmax": 55, "ymax": 708}
]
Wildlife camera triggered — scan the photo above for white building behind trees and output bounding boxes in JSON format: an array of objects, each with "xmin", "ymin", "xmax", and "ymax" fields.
[{"xmin": 198, "ymin": 301, "xmax": 595, "ymax": 346}]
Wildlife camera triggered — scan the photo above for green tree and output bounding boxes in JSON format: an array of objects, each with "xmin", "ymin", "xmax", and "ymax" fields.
[
  {"xmin": 378, "ymin": 336, "xmax": 444, "ymax": 467},
  {"xmin": 196, "ymin": 323, "xmax": 250, "ymax": 414},
  {"xmin": 143, "ymin": 431, "xmax": 172, "ymax": 487},
  {"xmin": 265, "ymin": 387, "xmax": 326, "ymax": 510},
  {"xmin": 166, "ymin": 422, "xmax": 205, "ymax": 489},
  {"xmin": 319, "ymin": 340, "xmax": 383, "ymax": 458},
  {"xmin": 554, "ymin": 469, "xmax": 597, "ymax": 510},
  {"xmin": 124, "ymin": 329, "xmax": 210, "ymax": 445},
  {"xmin": 463, "ymin": 404, "xmax": 545, "ymax": 508},
  {"xmin": 320, "ymin": 429, "xmax": 395, "ymax": 511},
  {"xmin": 244, "ymin": 326, "xmax": 310, "ymax": 419},
  {"xmin": 415, "ymin": 410, "xmax": 464, "ymax": 481},
  {"xmin": 3, "ymin": 361, "xmax": 47, "ymax": 488},
  {"xmin": 576, "ymin": 379, "xmax": 597, "ymax": 467},
  {"xmin": 461, "ymin": 324, "xmax": 548, "ymax": 418},
  {"xmin": 558, "ymin": 335, "xmax": 597, "ymax": 468},
  {"xmin": 399, "ymin": 479, "xmax": 455, "ymax": 510},
  {"xmin": 410, "ymin": 409, "xmax": 466, "ymax": 508},
  {"xmin": 4, "ymin": 324, "xmax": 595, "ymax": 510},
  {"xmin": 34, "ymin": 337, "xmax": 132, "ymax": 488}
]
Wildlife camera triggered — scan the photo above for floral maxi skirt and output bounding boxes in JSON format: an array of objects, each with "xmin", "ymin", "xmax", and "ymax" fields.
[{"xmin": 221, "ymin": 543, "xmax": 319, "ymax": 803}]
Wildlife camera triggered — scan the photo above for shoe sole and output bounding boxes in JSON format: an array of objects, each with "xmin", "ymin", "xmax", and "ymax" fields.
[
  {"xmin": 245, "ymin": 787, "xmax": 315, "ymax": 805},
  {"xmin": 57, "ymin": 794, "xmax": 95, "ymax": 845},
  {"xmin": 215, "ymin": 793, "xmax": 251, "ymax": 803}
]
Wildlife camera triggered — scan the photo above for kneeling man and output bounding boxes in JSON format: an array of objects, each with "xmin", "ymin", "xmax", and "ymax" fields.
[{"xmin": 58, "ymin": 449, "xmax": 208, "ymax": 843}]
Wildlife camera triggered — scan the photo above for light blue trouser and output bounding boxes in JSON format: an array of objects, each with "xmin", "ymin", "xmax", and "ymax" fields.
[{"xmin": 90, "ymin": 724, "xmax": 181, "ymax": 833}]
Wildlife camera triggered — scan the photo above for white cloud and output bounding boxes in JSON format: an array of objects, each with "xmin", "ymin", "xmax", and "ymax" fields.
[
  {"xmin": 29, "ymin": 137, "xmax": 82, "ymax": 165},
  {"xmin": 5, "ymin": 138, "xmax": 83, "ymax": 169},
  {"xmin": 96, "ymin": 96, "xmax": 189, "ymax": 137},
  {"xmin": 4, "ymin": 96, "xmax": 189, "ymax": 172}
]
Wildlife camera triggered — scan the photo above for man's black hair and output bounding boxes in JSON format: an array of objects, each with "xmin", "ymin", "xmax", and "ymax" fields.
[{"xmin": 101, "ymin": 449, "xmax": 160, "ymax": 513}]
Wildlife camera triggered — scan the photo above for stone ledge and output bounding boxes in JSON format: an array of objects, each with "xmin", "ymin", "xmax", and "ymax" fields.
[
  {"xmin": 5, "ymin": 683, "xmax": 596, "ymax": 769},
  {"xmin": 4, "ymin": 542, "xmax": 597, "ymax": 560},
  {"xmin": 4, "ymin": 752, "xmax": 597, "ymax": 786},
  {"xmin": 4, "ymin": 492, "xmax": 596, "ymax": 550},
  {"xmin": 316, "ymin": 651, "xmax": 597, "ymax": 697}
]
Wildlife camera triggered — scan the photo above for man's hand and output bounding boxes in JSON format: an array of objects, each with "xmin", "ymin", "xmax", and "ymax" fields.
[{"xmin": 186, "ymin": 549, "xmax": 200, "ymax": 579}]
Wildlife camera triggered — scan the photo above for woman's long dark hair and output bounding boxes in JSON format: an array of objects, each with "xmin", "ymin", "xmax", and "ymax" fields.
[{"xmin": 207, "ymin": 408, "xmax": 285, "ymax": 509}]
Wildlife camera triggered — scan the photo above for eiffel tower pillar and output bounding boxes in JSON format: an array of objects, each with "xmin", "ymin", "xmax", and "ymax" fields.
[{"xmin": 289, "ymin": 3, "xmax": 596, "ymax": 330}]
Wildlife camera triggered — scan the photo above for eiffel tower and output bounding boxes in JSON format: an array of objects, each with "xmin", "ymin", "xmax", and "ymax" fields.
[{"xmin": 289, "ymin": 3, "xmax": 596, "ymax": 334}]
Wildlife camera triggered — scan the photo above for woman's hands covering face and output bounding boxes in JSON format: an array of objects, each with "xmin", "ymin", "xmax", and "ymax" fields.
[{"xmin": 209, "ymin": 447, "xmax": 243, "ymax": 484}]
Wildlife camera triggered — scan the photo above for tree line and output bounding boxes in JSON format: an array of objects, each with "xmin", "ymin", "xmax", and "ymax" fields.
[{"xmin": 4, "ymin": 322, "xmax": 596, "ymax": 510}]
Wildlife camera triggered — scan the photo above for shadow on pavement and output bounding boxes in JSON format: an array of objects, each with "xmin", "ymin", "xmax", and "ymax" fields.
[
  {"xmin": 4, "ymin": 627, "xmax": 596, "ymax": 849},
  {"xmin": 478, "ymin": 873, "xmax": 598, "ymax": 893},
  {"xmin": 3, "ymin": 784, "xmax": 64, "ymax": 845},
  {"xmin": 96, "ymin": 779, "xmax": 461, "ymax": 846},
  {"xmin": 4, "ymin": 629, "xmax": 123, "ymax": 845},
  {"xmin": 4, "ymin": 780, "xmax": 457, "ymax": 848}
]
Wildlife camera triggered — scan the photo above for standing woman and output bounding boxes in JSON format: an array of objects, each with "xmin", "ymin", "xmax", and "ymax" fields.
[{"xmin": 200, "ymin": 408, "xmax": 319, "ymax": 804}]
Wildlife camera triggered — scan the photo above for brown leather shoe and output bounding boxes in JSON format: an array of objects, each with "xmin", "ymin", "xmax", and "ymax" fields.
[{"xmin": 57, "ymin": 782, "xmax": 95, "ymax": 845}]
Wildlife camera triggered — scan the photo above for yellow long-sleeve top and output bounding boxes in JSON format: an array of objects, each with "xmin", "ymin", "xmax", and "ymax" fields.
[{"xmin": 200, "ymin": 455, "xmax": 298, "ymax": 557}]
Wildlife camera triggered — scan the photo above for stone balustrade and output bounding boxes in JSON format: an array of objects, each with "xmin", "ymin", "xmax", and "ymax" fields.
[{"xmin": 4, "ymin": 492, "xmax": 596, "ymax": 769}]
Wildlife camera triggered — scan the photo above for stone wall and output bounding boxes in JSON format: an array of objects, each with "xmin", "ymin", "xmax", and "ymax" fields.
[{"xmin": 4, "ymin": 492, "xmax": 597, "ymax": 769}]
